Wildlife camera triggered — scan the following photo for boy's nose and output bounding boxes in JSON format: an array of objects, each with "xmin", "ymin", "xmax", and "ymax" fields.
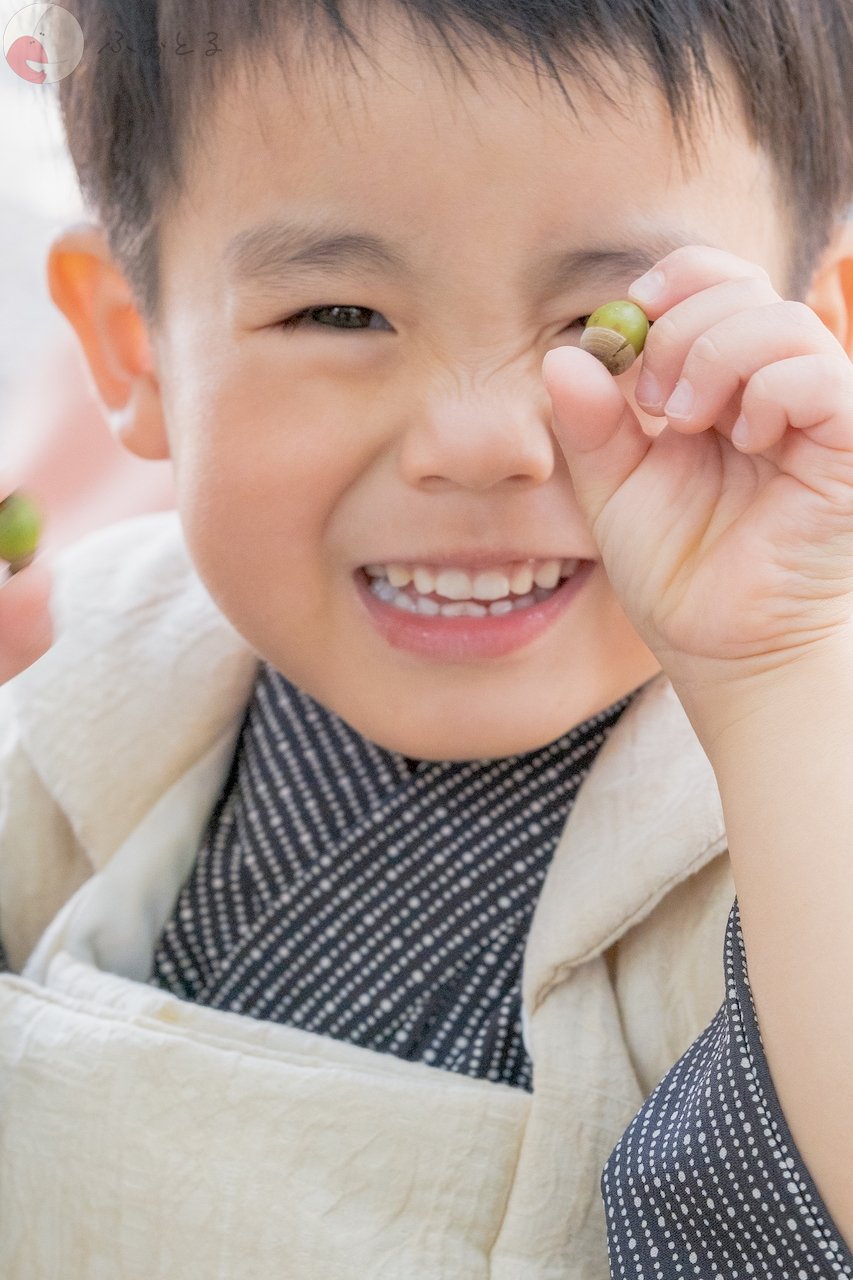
[{"xmin": 398, "ymin": 385, "xmax": 557, "ymax": 492}]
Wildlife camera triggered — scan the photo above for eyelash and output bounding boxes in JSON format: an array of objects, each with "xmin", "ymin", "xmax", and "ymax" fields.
[{"xmin": 277, "ymin": 305, "xmax": 592, "ymax": 333}]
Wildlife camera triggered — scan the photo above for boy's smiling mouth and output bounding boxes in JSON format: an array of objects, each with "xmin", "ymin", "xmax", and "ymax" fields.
[
  {"xmin": 355, "ymin": 557, "xmax": 596, "ymax": 661},
  {"xmin": 362, "ymin": 556, "xmax": 583, "ymax": 617}
]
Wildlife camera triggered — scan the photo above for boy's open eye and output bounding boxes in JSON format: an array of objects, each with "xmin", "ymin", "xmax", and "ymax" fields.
[{"xmin": 278, "ymin": 305, "xmax": 393, "ymax": 332}]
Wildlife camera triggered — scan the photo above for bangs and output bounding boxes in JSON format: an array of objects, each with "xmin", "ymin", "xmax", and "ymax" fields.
[{"xmin": 58, "ymin": 0, "xmax": 853, "ymax": 322}]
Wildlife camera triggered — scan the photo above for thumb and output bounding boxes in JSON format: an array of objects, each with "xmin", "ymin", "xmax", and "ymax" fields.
[{"xmin": 543, "ymin": 346, "xmax": 651, "ymax": 532}]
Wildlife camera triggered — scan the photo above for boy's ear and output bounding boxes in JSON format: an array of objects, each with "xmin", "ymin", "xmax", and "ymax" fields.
[
  {"xmin": 806, "ymin": 221, "xmax": 853, "ymax": 358},
  {"xmin": 46, "ymin": 222, "xmax": 170, "ymax": 460}
]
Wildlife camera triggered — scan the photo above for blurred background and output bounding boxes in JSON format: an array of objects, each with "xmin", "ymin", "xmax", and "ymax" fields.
[
  {"xmin": 0, "ymin": 69, "xmax": 79, "ymax": 401},
  {"xmin": 0, "ymin": 24, "xmax": 173, "ymax": 557}
]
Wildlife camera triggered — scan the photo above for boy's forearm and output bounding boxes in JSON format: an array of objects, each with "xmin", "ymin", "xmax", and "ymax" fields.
[{"xmin": 674, "ymin": 639, "xmax": 853, "ymax": 1240}]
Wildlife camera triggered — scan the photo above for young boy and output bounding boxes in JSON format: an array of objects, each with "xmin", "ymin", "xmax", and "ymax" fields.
[{"xmin": 1, "ymin": 1, "xmax": 852, "ymax": 1276}]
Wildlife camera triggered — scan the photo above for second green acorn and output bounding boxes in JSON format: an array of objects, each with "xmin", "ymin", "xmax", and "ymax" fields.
[{"xmin": 0, "ymin": 490, "xmax": 42, "ymax": 575}]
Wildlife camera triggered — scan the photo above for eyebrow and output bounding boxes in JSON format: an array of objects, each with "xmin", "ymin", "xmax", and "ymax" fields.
[
  {"xmin": 223, "ymin": 218, "xmax": 696, "ymax": 296},
  {"xmin": 529, "ymin": 239, "xmax": 694, "ymax": 296},
  {"xmin": 224, "ymin": 222, "xmax": 408, "ymax": 291}
]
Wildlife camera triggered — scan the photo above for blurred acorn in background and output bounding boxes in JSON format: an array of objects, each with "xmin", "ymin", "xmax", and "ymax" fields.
[{"xmin": 0, "ymin": 490, "xmax": 43, "ymax": 574}]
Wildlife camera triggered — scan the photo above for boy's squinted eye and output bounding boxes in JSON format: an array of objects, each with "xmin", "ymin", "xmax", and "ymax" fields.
[
  {"xmin": 278, "ymin": 305, "xmax": 394, "ymax": 332},
  {"xmin": 278, "ymin": 306, "xmax": 595, "ymax": 337}
]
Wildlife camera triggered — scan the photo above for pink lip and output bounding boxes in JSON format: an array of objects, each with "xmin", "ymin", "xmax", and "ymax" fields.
[{"xmin": 354, "ymin": 561, "xmax": 596, "ymax": 662}]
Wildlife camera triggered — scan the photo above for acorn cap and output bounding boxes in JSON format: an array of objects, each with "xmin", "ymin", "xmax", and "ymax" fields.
[{"xmin": 579, "ymin": 325, "xmax": 638, "ymax": 376}]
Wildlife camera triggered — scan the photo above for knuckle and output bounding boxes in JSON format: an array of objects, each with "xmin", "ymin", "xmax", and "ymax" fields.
[
  {"xmin": 659, "ymin": 244, "xmax": 699, "ymax": 270},
  {"xmin": 779, "ymin": 299, "xmax": 820, "ymax": 332},
  {"xmin": 743, "ymin": 366, "xmax": 775, "ymax": 406},
  {"xmin": 689, "ymin": 330, "xmax": 727, "ymax": 369},
  {"xmin": 749, "ymin": 262, "xmax": 772, "ymax": 287},
  {"xmin": 815, "ymin": 352, "xmax": 853, "ymax": 396},
  {"xmin": 750, "ymin": 274, "xmax": 779, "ymax": 304},
  {"xmin": 644, "ymin": 311, "xmax": 680, "ymax": 356},
  {"xmin": 665, "ymin": 244, "xmax": 768, "ymax": 281}
]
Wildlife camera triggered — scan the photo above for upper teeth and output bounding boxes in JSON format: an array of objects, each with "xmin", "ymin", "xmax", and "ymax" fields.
[{"xmin": 364, "ymin": 557, "xmax": 579, "ymax": 601}]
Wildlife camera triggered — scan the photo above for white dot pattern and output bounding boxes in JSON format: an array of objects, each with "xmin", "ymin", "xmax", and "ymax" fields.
[
  {"xmin": 149, "ymin": 662, "xmax": 638, "ymax": 1090},
  {"xmin": 602, "ymin": 898, "xmax": 853, "ymax": 1278}
]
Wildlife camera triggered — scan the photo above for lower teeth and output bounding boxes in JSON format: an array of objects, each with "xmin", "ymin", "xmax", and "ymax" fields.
[{"xmin": 367, "ymin": 575, "xmax": 565, "ymax": 616}]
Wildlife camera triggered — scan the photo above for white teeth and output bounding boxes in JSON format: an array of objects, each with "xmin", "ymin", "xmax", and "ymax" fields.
[
  {"xmin": 533, "ymin": 558, "xmax": 562, "ymax": 589},
  {"xmin": 434, "ymin": 569, "xmax": 471, "ymax": 600},
  {"xmin": 369, "ymin": 578, "xmax": 561, "ymax": 617},
  {"xmin": 371, "ymin": 578, "xmax": 397, "ymax": 602},
  {"xmin": 509, "ymin": 564, "xmax": 534, "ymax": 595},
  {"xmin": 365, "ymin": 556, "xmax": 585, "ymax": 615},
  {"xmin": 472, "ymin": 571, "xmax": 511, "ymax": 601}
]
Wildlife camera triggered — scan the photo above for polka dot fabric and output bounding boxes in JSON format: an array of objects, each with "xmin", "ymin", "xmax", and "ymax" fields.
[
  {"xmin": 602, "ymin": 898, "xmax": 853, "ymax": 1278},
  {"xmin": 149, "ymin": 661, "xmax": 637, "ymax": 1090}
]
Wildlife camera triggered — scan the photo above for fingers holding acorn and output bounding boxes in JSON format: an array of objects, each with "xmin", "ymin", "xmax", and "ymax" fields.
[{"xmin": 582, "ymin": 246, "xmax": 852, "ymax": 474}]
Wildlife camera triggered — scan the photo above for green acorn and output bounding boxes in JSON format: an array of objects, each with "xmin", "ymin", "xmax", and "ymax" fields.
[
  {"xmin": 0, "ymin": 490, "xmax": 42, "ymax": 574},
  {"xmin": 580, "ymin": 300, "xmax": 650, "ymax": 375}
]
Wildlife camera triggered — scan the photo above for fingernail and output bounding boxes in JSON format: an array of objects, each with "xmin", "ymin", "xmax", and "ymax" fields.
[
  {"xmin": 642, "ymin": 417, "xmax": 667, "ymax": 439},
  {"xmin": 664, "ymin": 379, "xmax": 694, "ymax": 420},
  {"xmin": 731, "ymin": 413, "xmax": 750, "ymax": 449},
  {"xmin": 629, "ymin": 270, "xmax": 665, "ymax": 307},
  {"xmin": 634, "ymin": 369, "xmax": 662, "ymax": 409}
]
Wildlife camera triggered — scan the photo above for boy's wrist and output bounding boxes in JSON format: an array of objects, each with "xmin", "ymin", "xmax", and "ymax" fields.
[
  {"xmin": 692, "ymin": 637, "xmax": 853, "ymax": 1245},
  {"xmin": 664, "ymin": 626, "xmax": 853, "ymax": 767}
]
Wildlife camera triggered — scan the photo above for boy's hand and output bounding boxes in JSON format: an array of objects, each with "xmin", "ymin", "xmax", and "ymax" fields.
[
  {"xmin": 543, "ymin": 245, "xmax": 853, "ymax": 704},
  {"xmin": 0, "ymin": 477, "xmax": 52, "ymax": 684},
  {"xmin": 560, "ymin": 252, "xmax": 853, "ymax": 1237}
]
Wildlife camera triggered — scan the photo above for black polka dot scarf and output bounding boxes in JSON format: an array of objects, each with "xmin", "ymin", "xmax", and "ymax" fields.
[{"xmin": 150, "ymin": 662, "xmax": 639, "ymax": 1091}]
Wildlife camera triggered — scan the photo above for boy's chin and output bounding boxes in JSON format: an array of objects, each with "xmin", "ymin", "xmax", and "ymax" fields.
[{"xmin": 334, "ymin": 664, "xmax": 661, "ymax": 761}]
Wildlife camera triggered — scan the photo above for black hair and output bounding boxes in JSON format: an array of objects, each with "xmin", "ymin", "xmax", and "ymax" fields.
[{"xmin": 57, "ymin": 0, "xmax": 853, "ymax": 327}]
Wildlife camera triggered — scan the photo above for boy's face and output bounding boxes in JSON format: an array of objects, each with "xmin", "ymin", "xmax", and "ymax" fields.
[{"xmin": 150, "ymin": 29, "xmax": 788, "ymax": 759}]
